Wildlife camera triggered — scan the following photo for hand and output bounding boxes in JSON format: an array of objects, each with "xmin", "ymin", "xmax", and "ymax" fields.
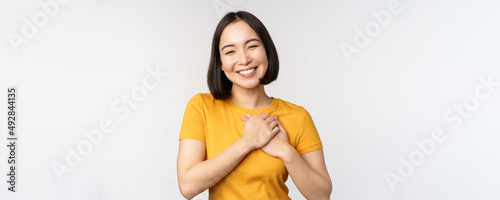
[
  {"xmin": 240, "ymin": 113, "xmax": 279, "ymax": 150},
  {"xmin": 242, "ymin": 115, "xmax": 291, "ymax": 158},
  {"xmin": 261, "ymin": 117, "xmax": 291, "ymax": 158}
]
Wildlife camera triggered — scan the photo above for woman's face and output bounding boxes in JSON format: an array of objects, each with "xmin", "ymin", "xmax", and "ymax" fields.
[{"xmin": 219, "ymin": 20, "xmax": 268, "ymax": 90}]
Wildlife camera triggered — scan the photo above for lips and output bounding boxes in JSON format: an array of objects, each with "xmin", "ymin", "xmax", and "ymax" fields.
[
  {"xmin": 238, "ymin": 67, "xmax": 256, "ymax": 75},
  {"xmin": 236, "ymin": 67, "xmax": 257, "ymax": 77}
]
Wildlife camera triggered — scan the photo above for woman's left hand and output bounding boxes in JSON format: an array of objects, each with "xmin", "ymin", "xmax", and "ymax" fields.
[{"xmin": 242, "ymin": 115, "xmax": 291, "ymax": 159}]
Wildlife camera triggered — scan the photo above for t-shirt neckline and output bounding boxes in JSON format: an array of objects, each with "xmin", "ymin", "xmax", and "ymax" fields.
[{"xmin": 225, "ymin": 97, "xmax": 278, "ymax": 114}]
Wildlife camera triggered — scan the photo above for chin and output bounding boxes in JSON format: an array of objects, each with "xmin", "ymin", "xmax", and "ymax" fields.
[{"xmin": 235, "ymin": 80, "xmax": 259, "ymax": 89}]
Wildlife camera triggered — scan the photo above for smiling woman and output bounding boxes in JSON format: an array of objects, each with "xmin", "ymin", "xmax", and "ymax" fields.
[{"xmin": 177, "ymin": 11, "xmax": 332, "ymax": 200}]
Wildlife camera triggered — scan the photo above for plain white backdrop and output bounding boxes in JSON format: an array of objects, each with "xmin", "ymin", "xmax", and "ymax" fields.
[{"xmin": 1, "ymin": 0, "xmax": 499, "ymax": 199}]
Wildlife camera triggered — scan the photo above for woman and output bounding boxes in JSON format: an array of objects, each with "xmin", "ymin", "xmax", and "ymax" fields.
[{"xmin": 177, "ymin": 11, "xmax": 332, "ymax": 200}]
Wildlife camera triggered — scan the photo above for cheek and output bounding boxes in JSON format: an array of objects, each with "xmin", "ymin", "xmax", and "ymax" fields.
[
  {"xmin": 256, "ymin": 51, "xmax": 268, "ymax": 70},
  {"xmin": 220, "ymin": 57, "xmax": 235, "ymax": 71},
  {"xmin": 254, "ymin": 49, "xmax": 268, "ymax": 65}
]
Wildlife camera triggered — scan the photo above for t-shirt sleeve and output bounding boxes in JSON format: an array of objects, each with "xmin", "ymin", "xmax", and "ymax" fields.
[
  {"xmin": 179, "ymin": 94, "xmax": 206, "ymax": 142},
  {"xmin": 296, "ymin": 109, "xmax": 323, "ymax": 154}
]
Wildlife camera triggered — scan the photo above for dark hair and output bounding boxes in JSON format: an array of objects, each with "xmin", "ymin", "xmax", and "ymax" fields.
[{"xmin": 207, "ymin": 11, "xmax": 279, "ymax": 100}]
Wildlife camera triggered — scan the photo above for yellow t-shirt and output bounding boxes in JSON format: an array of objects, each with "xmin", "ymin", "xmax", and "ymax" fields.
[{"xmin": 180, "ymin": 93, "xmax": 323, "ymax": 200}]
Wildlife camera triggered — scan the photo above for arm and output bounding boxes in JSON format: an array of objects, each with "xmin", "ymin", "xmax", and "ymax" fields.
[
  {"xmin": 266, "ymin": 121, "xmax": 332, "ymax": 200},
  {"xmin": 282, "ymin": 147, "xmax": 332, "ymax": 200},
  {"xmin": 177, "ymin": 138, "xmax": 253, "ymax": 199},
  {"xmin": 177, "ymin": 113, "xmax": 279, "ymax": 199},
  {"xmin": 242, "ymin": 116, "xmax": 332, "ymax": 199}
]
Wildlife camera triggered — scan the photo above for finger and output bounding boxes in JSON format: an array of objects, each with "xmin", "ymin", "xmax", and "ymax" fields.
[
  {"xmin": 250, "ymin": 113, "xmax": 262, "ymax": 119},
  {"xmin": 260, "ymin": 113, "xmax": 270, "ymax": 119},
  {"xmin": 265, "ymin": 116, "xmax": 275, "ymax": 124},
  {"xmin": 269, "ymin": 121, "xmax": 278, "ymax": 129},
  {"xmin": 241, "ymin": 115, "xmax": 249, "ymax": 122},
  {"xmin": 272, "ymin": 126, "xmax": 279, "ymax": 135},
  {"xmin": 242, "ymin": 121, "xmax": 246, "ymax": 125}
]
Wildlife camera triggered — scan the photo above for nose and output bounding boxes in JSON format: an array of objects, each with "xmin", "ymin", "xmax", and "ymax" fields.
[{"xmin": 238, "ymin": 51, "xmax": 252, "ymax": 66}]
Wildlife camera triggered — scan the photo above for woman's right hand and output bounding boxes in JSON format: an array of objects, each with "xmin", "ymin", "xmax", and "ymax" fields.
[{"xmin": 241, "ymin": 113, "xmax": 279, "ymax": 150}]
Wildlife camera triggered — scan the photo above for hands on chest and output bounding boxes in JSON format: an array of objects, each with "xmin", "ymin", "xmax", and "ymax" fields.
[{"xmin": 240, "ymin": 113, "xmax": 291, "ymax": 159}]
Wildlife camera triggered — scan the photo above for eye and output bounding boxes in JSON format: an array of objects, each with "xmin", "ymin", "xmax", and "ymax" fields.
[
  {"xmin": 225, "ymin": 50, "xmax": 235, "ymax": 55},
  {"xmin": 248, "ymin": 45, "xmax": 258, "ymax": 49}
]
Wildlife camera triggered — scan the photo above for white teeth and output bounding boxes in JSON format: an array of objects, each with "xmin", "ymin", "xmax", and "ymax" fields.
[{"xmin": 239, "ymin": 68, "xmax": 255, "ymax": 75}]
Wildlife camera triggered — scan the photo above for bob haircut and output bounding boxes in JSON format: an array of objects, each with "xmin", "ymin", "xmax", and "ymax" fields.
[{"xmin": 207, "ymin": 11, "xmax": 279, "ymax": 100}]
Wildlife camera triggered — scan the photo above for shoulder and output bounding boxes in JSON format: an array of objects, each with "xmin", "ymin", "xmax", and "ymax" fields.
[
  {"xmin": 186, "ymin": 93, "xmax": 223, "ymax": 109},
  {"xmin": 274, "ymin": 98, "xmax": 310, "ymax": 118},
  {"xmin": 188, "ymin": 93, "xmax": 215, "ymax": 102},
  {"xmin": 275, "ymin": 98, "xmax": 303, "ymax": 110}
]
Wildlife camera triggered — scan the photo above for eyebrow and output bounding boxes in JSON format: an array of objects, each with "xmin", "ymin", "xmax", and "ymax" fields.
[{"xmin": 220, "ymin": 38, "xmax": 261, "ymax": 51}]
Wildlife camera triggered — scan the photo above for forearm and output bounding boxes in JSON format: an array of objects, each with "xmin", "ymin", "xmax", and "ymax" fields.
[
  {"xmin": 282, "ymin": 147, "xmax": 332, "ymax": 200},
  {"xmin": 179, "ymin": 139, "xmax": 252, "ymax": 199}
]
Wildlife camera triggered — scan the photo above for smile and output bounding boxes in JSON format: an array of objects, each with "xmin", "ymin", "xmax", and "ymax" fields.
[{"xmin": 238, "ymin": 67, "xmax": 256, "ymax": 75}]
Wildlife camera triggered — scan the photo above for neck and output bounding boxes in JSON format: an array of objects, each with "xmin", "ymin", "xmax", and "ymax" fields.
[{"xmin": 230, "ymin": 84, "xmax": 272, "ymax": 110}]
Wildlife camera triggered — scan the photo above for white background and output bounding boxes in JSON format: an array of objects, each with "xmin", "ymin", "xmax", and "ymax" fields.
[{"xmin": 1, "ymin": 0, "xmax": 500, "ymax": 199}]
